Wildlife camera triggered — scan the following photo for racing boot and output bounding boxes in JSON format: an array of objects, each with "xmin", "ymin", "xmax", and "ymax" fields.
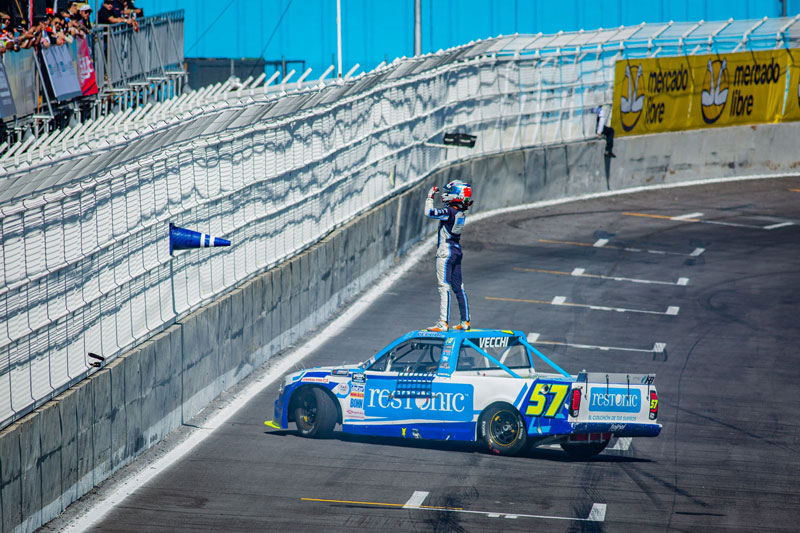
[
  {"xmin": 452, "ymin": 320, "xmax": 470, "ymax": 331},
  {"xmin": 427, "ymin": 320, "xmax": 448, "ymax": 332}
]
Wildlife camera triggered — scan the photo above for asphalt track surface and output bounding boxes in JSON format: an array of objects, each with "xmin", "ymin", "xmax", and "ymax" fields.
[{"xmin": 48, "ymin": 177, "xmax": 800, "ymax": 532}]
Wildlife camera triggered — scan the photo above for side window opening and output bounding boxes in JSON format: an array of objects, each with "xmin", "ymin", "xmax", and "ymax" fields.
[
  {"xmin": 456, "ymin": 337, "xmax": 532, "ymax": 372},
  {"xmin": 368, "ymin": 339, "xmax": 443, "ymax": 373}
]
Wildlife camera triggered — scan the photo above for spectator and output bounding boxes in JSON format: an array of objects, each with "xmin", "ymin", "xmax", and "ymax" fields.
[
  {"xmin": 78, "ymin": 4, "xmax": 93, "ymax": 31},
  {"xmin": 59, "ymin": 7, "xmax": 86, "ymax": 39},
  {"xmin": 98, "ymin": 0, "xmax": 137, "ymax": 29},
  {"xmin": 0, "ymin": 12, "xmax": 16, "ymax": 54},
  {"xmin": 0, "ymin": 2, "xmax": 99, "ymax": 56},
  {"xmin": 67, "ymin": 1, "xmax": 81, "ymax": 19},
  {"xmin": 16, "ymin": 20, "xmax": 41, "ymax": 49},
  {"xmin": 120, "ymin": 0, "xmax": 144, "ymax": 18},
  {"xmin": 50, "ymin": 14, "xmax": 75, "ymax": 45},
  {"xmin": 38, "ymin": 18, "xmax": 52, "ymax": 48}
]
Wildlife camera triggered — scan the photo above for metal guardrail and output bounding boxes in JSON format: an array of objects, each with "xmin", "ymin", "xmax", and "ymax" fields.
[{"xmin": 0, "ymin": 17, "xmax": 798, "ymax": 430}]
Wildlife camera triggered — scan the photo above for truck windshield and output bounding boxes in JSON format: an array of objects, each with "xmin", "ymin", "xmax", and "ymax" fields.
[{"xmin": 368, "ymin": 339, "xmax": 443, "ymax": 373}]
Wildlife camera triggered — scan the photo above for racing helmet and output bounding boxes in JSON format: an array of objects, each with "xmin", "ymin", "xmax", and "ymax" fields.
[{"xmin": 441, "ymin": 180, "xmax": 472, "ymax": 205}]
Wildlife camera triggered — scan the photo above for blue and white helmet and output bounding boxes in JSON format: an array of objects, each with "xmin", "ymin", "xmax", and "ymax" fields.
[{"xmin": 441, "ymin": 180, "xmax": 472, "ymax": 205}]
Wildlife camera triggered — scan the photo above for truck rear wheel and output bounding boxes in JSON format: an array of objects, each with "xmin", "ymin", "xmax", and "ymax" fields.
[
  {"xmin": 480, "ymin": 404, "xmax": 527, "ymax": 456},
  {"xmin": 560, "ymin": 439, "xmax": 610, "ymax": 459},
  {"xmin": 293, "ymin": 387, "xmax": 337, "ymax": 438}
]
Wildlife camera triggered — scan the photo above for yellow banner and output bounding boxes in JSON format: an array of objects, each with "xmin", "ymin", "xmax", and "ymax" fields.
[
  {"xmin": 783, "ymin": 50, "xmax": 800, "ymax": 122},
  {"xmin": 612, "ymin": 50, "xmax": 791, "ymax": 136},
  {"xmin": 611, "ymin": 56, "xmax": 693, "ymax": 135}
]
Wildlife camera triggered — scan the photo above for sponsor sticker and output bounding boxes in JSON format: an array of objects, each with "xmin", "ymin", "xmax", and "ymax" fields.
[
  {"xmin": 301, "ymin": 376, "xmax": 329, "ymax": 384},
  {"xmin": 588, "ymin": 387, "xmax": 641, "ymax": 413},
  {"xmin": 333, "ymin": 382, "xmax": 350, "ymax": 397},
  {"xmin": 441, "ymin": 347, "xmax": 452, "ymax": 363},
  {"xmin": 587, "ymin": 414, "xmax": 638, "ymax": 422},
  {"xmin": 365, "ymin": 384, "xmax": 474, "ymax": 421},
  {"xmin": 331, "ymin": 369, "xmax": 349, "ymax": 376},
  {"xmin": 349, "ymin": 397, "xmax": 364, "ymax": 408},
  {"xmin": 345, "ymin": 408, "xmax": 365, "ymax": 420},
  {"xmin": 346, "ymin": 382, "xmax": 366, "ymax": 418},
  {"xmin": 478, "ymin": 337, "xmax": 509, "ymax": 349}
]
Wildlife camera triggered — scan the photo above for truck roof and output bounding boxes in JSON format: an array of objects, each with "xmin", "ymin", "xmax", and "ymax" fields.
[{"xmin": 407, "ymin": 328, "xmax": 523, "ymax": 338}]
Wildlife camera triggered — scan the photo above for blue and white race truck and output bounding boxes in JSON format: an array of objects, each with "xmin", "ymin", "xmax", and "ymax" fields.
[{"xmin": 268, "ymin": 329, "xmax": 661, "ymax": 458}]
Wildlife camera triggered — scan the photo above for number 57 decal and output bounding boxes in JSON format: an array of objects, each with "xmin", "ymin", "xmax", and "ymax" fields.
[{"xmin": 525, "ymin": 382, "xmax": 570, "ymax": 417}]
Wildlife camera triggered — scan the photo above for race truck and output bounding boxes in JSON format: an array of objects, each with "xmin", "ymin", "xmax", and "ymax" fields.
[{"xmin": 267, "ymin": 329, "xmax": 661, "ymax": 458}]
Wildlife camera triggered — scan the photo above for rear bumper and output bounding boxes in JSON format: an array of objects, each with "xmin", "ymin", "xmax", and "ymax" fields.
[{"xmin": 571, "ymin": 422, "xmax": 662, "ymax": 438}]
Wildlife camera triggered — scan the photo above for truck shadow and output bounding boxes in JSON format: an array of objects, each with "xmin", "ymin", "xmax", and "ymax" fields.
[{"xmin": 264, "ymin": 429, "xmax": 651, "ymax": 463}]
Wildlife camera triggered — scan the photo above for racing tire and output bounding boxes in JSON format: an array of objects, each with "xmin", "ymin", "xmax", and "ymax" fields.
[
  {"xmin": 560, "ymin": 439, "xmax": 610, "ymax": 460},
  {"xmin": 293, "ymin": 387, "xmax": 337, "ymax": 438},
  {"xmin": 479, "ymin": 404, "xmax": 527, "ymax": 456}
]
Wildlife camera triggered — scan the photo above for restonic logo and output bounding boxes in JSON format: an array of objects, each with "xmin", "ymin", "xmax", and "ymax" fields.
[{"xmin": 588, "ymin": 388, "xmax": 641, "ymax": 413}]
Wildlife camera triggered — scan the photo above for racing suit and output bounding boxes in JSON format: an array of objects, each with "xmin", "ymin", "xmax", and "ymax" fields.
[{"xmin": 425, "ymin": 194, "xmax": 470, "ymax": 325}]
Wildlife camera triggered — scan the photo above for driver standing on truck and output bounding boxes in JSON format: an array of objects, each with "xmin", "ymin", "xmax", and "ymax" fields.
[{"xmin": 425, "ymin": 180, "xmax": 473, "ymax": 332}]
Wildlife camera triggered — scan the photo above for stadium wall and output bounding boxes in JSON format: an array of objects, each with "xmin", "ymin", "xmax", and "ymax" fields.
[{"xmin": 2, "ymin": 119, "xmax": 798, "ymax": 532}]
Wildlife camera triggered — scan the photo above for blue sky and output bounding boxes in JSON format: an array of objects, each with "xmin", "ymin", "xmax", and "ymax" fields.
[{"xmin": 134, "ymin": 1, "xmax": 798, "ymax": 79}]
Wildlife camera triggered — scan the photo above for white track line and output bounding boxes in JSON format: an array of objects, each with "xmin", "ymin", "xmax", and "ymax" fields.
[
  {"xmin": 405, "ymin": 502, "xmax": 605, "ymax": 522},
  {"xmin": 702, "ymin": 219, "xmax": 764, "ymax": 228},
  {"xmin": 671, "ymin": 212, "xmax": 704, "ymax": 220},
  {"xmin": 527, "ymin": 333, "xmax": 666, "ymax": 355},
  {"xmin": 307, "ymin": 496, "xmax": 606, "ymax": 522},
  {"xmin": 403, "ymin": 491, "xmax": 430, "ymax": 508},
  {"xmin": 570, "ymin": 267, "xmax": 688, "ymax": 286},
  {"xmin": 764, "ymin": 221, "xmax": 794, "ymax": 230},
  {"xmin": 587, "ymin": 238, "xmax": 703, "ymax": 257},
  {"xmin": 517, "ymin": 266, "xmax": 688, "ymax": 286},
  {"xmin": 488, "ymin": 295, "xmax": 680, "ymax": 316},
  {"xmin": 550, "ymin": 296, "xmax": 680, "ymax": 316}
]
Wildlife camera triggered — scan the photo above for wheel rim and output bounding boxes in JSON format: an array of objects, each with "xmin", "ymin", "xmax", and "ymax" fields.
[
  {"xmin": 490, "ymin": 410, "xmax": 519, "ymax": 446},
  {"xmin": 299, "ymin": 394, "xmax": 318, "ymax": 427}
]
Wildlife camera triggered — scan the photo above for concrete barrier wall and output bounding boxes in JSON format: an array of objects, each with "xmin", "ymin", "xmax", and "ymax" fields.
[{"xmin": 2, "ymin": 121, "xmax": 798, "ymax": 532}]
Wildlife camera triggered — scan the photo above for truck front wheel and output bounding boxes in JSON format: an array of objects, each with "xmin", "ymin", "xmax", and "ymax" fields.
[
  {"xmin": 480, "ymin": 404, "xmax": 527, "ymax": 456},
  {"xmin": 293, "ymin": 387, "xmax": 337, "ymax": 438}
]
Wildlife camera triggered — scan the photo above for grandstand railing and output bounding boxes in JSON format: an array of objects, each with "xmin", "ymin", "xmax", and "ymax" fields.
[
  {"xmin": 93, "ymin": 11, "xmax": 185, "ymax": 96},
  {"xmin": 0, "ymin": 16, "xmax": 798, "ymax": 429},
  {"xmin": 0, "ymin": 11, "xmax": 185, "ymax": 144}
]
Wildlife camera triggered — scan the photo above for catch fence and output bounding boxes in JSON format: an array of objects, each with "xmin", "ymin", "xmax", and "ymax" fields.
[{"xmin": 0, "ymin": 16, "xmax": 797, "ymax": 429}]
